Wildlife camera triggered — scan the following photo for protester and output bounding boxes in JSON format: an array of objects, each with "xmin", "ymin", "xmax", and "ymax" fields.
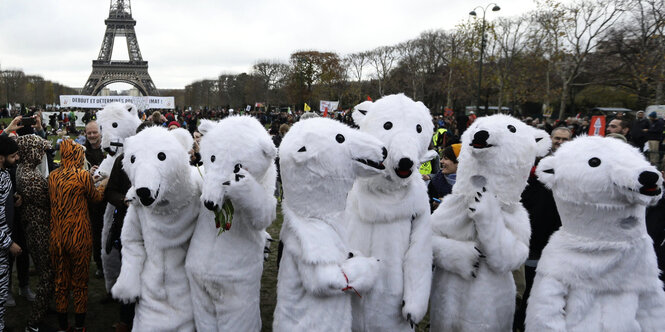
[
  {"xmin": 0, "ymin": 135, "xmax": 22, "ymax": 332},
  {"xmin": 49, "ymin": 139, "xmax": 106, "ymax": 332},
  {"xmin": 84, "ymin": 121, "xmax": 106, "ymax": 279}
]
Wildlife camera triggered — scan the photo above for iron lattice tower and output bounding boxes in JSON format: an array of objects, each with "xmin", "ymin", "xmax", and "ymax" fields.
[{"xmin": 82, "ymin": 0, "xmax": 158, "ymax": 96}]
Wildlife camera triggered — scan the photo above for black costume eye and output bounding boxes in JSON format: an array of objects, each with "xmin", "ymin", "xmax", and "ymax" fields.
[
  {"xmin": 507, "ymin": 125, "xmax": 516, "ymax": 133},
  {"xmin": 112, "ymin": 122, "xmax": 118, "ymax": 128},
  {"xmin": 234, "ymin": 163, "xmax": 242, "ymax": 173},
  {"xmin": 416, "ymin": 124, "xmax": 422, "ymax": 133},
  {"xmin": 157, "ymin": 152, "xmax": 166, "ymax": 161},
  {"xmin": 130, "ymin": 155, "xmax": 135, "ymax": 163},
  {"xmin": 210, "ymin": 155, "xmax": 216, "ymax": 163},
  {"xmin": 384, "ymin": 122, "xmax": 393, "ymax": 130},
  {"xmin": 336, "ymin": 134, "xmax": 345, "ymax": 143},
  {"xmin": 588, "ymin": 157, "xmax": 601, "ymax": 167}
]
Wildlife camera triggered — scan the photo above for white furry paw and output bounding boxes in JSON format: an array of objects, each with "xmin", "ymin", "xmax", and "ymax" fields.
[
  {"xmin": 402, "ymin": 300, "xmax": 426, "ymax": 328},
  {"xmin": 224, "ymin": 167, "xmax": 258, "ymax": 200},
  {"xmin": 446, "ymin": 241, "xmax": 482, "ymax": 280},
  {"xmin": 467, "ymin": 187, "xmax": 500, "ymax": 224},
  {"xmin": 341, "ymin": 255, "xmax": 381, "ymax": 294},
  {"xmin": 111, "ymin": 274, "xmax": 141, "ymax": 303}
]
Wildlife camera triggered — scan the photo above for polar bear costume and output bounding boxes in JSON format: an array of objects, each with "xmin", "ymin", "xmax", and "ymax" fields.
[
  {"xmin": 345, "ymin": 94, "xmax": 435, "ymax": 331},
  {"xmin": 111, "ymin": 127, "xmax": 200, "ymax": 332},
  {"xmin": 185, "ymin": 116, "xmax": 277, "ymax": 331},
  {"xmin": 273, "ymin": 118, "xmax": 385, "ymax": 332},
  {"xmin": 526, "ymin": 136, "xmax": 665, "ymax": 331},
  {"xmin": 96, "ymin": 102, "xmax": 142, "ymax": 291},
  {"xmin": 430, "ymin": 114, "xmax": 548, "ymax": 331}
]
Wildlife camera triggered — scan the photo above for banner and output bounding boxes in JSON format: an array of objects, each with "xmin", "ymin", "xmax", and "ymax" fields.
[
  {"xmin": 319, "ymin": 100, "xmax": 339, "ymax": 113},
  {"xmin": 59, "ymin": 95, "xmax": 175, "ymax": 110},
  {"xmin": 589, "ymin": 115, "xmax": 606, "ymax": 136}
]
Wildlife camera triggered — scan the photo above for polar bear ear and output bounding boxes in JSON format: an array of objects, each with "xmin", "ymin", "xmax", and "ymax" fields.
[
  {"xmin": 352, "ymin": 101, "xmax": 373, "ymax": 127},
  {"xmin": 170, "ymin": 128, "xmax": 194, "ymax": 151},
  {"xmin": 261, "ymin": 139, "xmax": 277, "ymax": 160},
  {"xmin": 198, "ymin": 119, "xmax": 215, "ymax": 135},
  {"xmin": 535, "ymin": 155, "xmax": 556, "ymax": 188},
  {"xmin": 533, "ymin": 128, "xmax": 552, "ymax": 157},
  {"xmin": 420, "ymin": 149, "xmax": 439, "ymax": 165},
  {"xmin": 125, "ymin": 103, "xmax": 138, "ymax": 117}
]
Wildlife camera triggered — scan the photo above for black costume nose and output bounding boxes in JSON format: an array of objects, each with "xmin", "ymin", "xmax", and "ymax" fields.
[
  {"xmin": 398, "ymin": 158, "xmax": 414, "ymax": 170},
  {"xmin": 136, "ymin": 187, "xmax": 155, "ymax": 206},
  {"xmin": 639, "ymin": 171, "xmax": 659, "ymax": 186},
  {"xmin": 204, "ymin": 200, "xmax": 219, "ymax": 211},
  {"xmin": 472, "ymin": 130, "xmax": 490, "ymax": 145},
  {"xmin": 136, "ymin": 187, "xmax": 151, "ymax": 199}
]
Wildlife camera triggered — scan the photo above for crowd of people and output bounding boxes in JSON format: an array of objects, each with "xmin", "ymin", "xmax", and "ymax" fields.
[{"xmin": 0, "ymin": 103, "xmax": 664, "ymax": 331}]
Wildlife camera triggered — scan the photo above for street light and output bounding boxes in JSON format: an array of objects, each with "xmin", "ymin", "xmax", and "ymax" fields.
[{"xmin": 470, "ymin": 3, "xmax": 500, "ymax": 115}]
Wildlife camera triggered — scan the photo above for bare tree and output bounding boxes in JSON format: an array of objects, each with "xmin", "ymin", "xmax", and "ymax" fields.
[
  {"xmin": 368, "ymin": 46, "xmax": 398, "ymax": 96},
  {"xmin": 493, "ymin": 15, "xmax": 530, "ymax": 112},
  {"xmin": 554, "ymin": 0, "xmax": 628, "ymax": 119},
  {"xmin": 345, "ymin": 52, "xmax": 370, "ymax": 82}
]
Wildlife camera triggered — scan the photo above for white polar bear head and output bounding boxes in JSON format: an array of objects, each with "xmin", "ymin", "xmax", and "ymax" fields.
[
  {"xmin": 454, "ymin": 114, "xmax": 549, "ymax": 203},
  {"xmin": 96, "ymin": 102, "xmax": 142, "ymax": 156},
  {"xmin": 279, "ymin": 118, "xmax": 387, "ymax": 209},
  {"xmin": 537, "ymin": 136, "xmax": 663, "ymax": 208},
  {"xmin": 123, "ymin": 127, "xmax": 194, "ymax": 207},
  {"xmin": 352, "ymin": 94, "xmax": 436, "ymax": 187},
  {"xmin": 197, "ymin": 116, "xmax": 277, "ymax": 211}
]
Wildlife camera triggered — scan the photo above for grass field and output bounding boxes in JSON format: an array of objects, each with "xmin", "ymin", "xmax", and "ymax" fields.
[{"xmin": 5, "ymin": 179, "xmax": 430, "ymax": 331}]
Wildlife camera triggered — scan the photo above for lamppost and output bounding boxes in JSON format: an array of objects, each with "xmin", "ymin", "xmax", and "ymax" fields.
[{"xmin": 470, "ymin": 3, "xmax": 500, "ymax": 115}]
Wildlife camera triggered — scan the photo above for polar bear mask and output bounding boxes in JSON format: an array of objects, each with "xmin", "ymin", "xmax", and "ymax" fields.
[
  {"xmin": 279, "ymin": 118, "xmax": 387, "ymax": 211},
  {"xmin": 123, "ymin": 127, "xmax": 194, "ymax": 207},
  {"xmin": 197, "ymin": 116, "xmax": 277, "ymax": 211},
  {"xmin": 537, "ymin": 136, "xmax": 663, "ymax": 208},
  {"xmin": 352, "ymin": 94, "xmax": 435, "ymax": 187},
  {"xmin": 96, "ymin": 102, "xmax": 142, "ymax": 156},
  {"xmin": 454, "ymin": 114, "xmax": 550, "ymax": 203}
]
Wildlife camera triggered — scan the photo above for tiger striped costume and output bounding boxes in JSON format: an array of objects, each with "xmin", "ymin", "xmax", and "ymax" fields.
[{"xmin": 48, "ymin": 139, "xmax": 104, "ymax": 320}]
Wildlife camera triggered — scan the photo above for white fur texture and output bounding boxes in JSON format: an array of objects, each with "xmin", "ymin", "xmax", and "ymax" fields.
[
  {"xmin": 185, "ymin": 116, "xmax": 277, "ymax": 332},
  {"xmin": 526, "ymin": 136, "xmax": 665, "ymax": 331},
  {"xmin": 96, "ymin": 102, "xmax": 142, "ymax": 292},
  {"xmin": 273, "ymin": 118, "xmax": 384, "ymax": 332},
  {"xmin": 345, "ymin": 94, "xmax": 433, "ymax": 330},
  {"xmin": 111, "ymin": 127, "xmax": 200, "ymax": 332},
  {"xmin": 430, "ymin": 114, "xmax": 538, "ymax": 331}
]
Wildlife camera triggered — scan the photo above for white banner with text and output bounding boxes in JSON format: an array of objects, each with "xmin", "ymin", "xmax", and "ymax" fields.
[{"xmin": 59, "ymin": 95, "xmax": 175, "ymax": 110}]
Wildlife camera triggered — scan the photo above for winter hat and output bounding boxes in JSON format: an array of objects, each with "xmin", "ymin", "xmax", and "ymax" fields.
[
  {"xmin": 648, "ymin": 111, "xmax": 658, "ymax": 118},
  {"xmin": 451, "ymin": 143, "xmax": 462, "ymax": 159},
  {"xmin": 168, "ymin": 121, "xmax": 181, "ymax": 128},
  {"xmin": 442, "ymin": 144, "xmax": 461, "ymax": 164},
  {"xmin": 0, "ymin": 135, "xmax": 19, "ymax": 156}
]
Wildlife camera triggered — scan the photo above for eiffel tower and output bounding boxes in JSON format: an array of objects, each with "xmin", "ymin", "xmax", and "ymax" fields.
[{"xmin": 82, "ymin": 0, "xmax": 158, "ymax": 96}]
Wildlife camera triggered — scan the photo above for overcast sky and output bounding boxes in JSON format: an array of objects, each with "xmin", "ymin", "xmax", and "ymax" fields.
[{"xmin": 0, "ymin": 0, "xmax": 544, "ymax": 90}]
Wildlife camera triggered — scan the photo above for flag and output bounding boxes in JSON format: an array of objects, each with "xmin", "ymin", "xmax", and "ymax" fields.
[
  {"xmin": 304, "ymin": 103, "xmax": 311, "ymax": 112},
  {"xmin": 589, "ymin": 115, "xmax": 606, "ymax": 136}
]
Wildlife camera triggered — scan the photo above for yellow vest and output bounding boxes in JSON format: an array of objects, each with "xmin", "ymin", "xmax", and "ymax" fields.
[
  {"xmin": 419, "ymin": 161, "xmax": 432, "ymax": 175},
  {"xmin": 432, "ymin": 128, "xmax": 448, "ymax": 146}
]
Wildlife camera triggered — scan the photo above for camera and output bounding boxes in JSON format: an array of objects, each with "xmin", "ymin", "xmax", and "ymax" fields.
[{"xmin": 20, "ymin": 116, "xmax": 36, "ymax": 126}]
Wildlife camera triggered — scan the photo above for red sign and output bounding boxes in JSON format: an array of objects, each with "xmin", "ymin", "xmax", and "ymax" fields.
[{"xmin": 588, "ymin": 115, "xmax": 606, "ymax": 136}]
